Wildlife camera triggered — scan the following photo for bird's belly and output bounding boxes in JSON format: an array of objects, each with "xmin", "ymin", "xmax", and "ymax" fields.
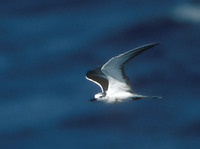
[
  {"xmin": 106, "ymin": 98, "xmax": 131, "ymax": 103},
  {"xmin": 106, "ymin": 92, "xmax": 133, "ymax": 103}
]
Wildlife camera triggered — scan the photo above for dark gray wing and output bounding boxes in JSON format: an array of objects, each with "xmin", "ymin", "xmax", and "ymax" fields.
[
  {"xmin": 86, "ymin": 66, "xmax": 108, "ymax": 92},
  {"xmin": 102, "ymin": 43, "xmax": 159, "ymax": 93}
]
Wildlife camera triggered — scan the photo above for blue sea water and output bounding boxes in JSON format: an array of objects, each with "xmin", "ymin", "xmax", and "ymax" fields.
[{"xmin": 0, "ymin": 0, "xmax": 200, "ymax": 148}]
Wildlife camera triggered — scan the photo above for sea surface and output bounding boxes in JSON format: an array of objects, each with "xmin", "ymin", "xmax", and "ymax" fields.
[{"xmin": 1, "ymin": 0, "xmax": 200, "ymax": 148}]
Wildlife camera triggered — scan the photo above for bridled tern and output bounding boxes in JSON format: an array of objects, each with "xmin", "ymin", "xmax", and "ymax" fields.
[{"xmin": 86, "ymin": 43, "xmax": 161, "ymax": 103}]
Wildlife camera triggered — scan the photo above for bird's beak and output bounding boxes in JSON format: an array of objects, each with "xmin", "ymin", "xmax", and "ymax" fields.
[{"xmin": 89, "ymin": 98, "xmax": 97, "ymax": 101}]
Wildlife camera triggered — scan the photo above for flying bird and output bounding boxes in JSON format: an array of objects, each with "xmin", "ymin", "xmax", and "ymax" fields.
[{"xmin": 86, "ymin": 43, "xmax": 161, "ymax": 103}]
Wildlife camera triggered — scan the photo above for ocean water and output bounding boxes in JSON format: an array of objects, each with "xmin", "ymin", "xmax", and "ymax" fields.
[{"xmin": 1, "ymin": 0, "xmax": 200, "ymax": 148}]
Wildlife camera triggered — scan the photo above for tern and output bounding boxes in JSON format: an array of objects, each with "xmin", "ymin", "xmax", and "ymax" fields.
[{"xmin": 86, "ymin": 43, "xmax": 161, "ymax": 103}]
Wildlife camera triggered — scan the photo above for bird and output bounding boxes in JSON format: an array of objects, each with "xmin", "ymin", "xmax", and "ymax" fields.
[{"xmin": 86, "ymin": 43, "xmax": 162, "ymax": 103}]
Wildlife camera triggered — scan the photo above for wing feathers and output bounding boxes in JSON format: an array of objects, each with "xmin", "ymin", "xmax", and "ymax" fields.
[
  {"xmin": 101, "ymin": 43, "xmax": 159, "ymax": 93},
  {"xmin": 86, "ymin": 66, "xmax": 108, "ymax": 92},
  {"xmin": 86, "ymin": 43, "xmax": 159, "ymax": 94},
  {"xmin": 120, "ymin": 43, "xmax": 159, "ymax": 65},
  {"xmin": 103, "ymin": 43, "xmax": 159, "ymax": 70}
]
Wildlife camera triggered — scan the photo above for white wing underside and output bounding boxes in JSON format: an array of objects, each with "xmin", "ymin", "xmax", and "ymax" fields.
[
  {"xmin": 102, "ymin": 58, "xmax": 132, "ymax": 94},
  {"xmin": 105, "ymin": 76, "xmax": 131, "ymax": 94},
  {"xmin": 101, "ymin": 43, "xmax": 159, "ymax": 94}
]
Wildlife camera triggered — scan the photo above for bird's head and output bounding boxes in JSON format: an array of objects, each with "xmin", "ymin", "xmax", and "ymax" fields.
[{"xmin": 90, "ymin": 92, "xmax": 107, "ymax": 102}]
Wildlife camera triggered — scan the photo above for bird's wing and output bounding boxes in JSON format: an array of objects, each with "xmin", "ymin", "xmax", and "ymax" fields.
[
  {"xmin": 86, "ymin": 66, "xmax": 108, "ymax": 93},
  {"xmin": 101, "ymin": 43, "xmax": 159, "ymax": 93}
]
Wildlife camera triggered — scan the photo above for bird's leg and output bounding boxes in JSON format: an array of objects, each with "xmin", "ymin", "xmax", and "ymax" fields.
[
  {"xmin": 132, "ymin": 96, "xmax": 162, "ymax": 100},
  {"xmin": 132, "ymin": 97, "xmax": 141, "ymax": 100}
]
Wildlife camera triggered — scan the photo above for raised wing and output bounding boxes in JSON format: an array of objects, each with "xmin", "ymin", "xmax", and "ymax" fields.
[
  {"xmin": 86, "ymin": 66, "xmax": 108, "ymax": 93},
  {"xmin": 101, "ymin": 43, "xmax": 159, "ymax": 93}
]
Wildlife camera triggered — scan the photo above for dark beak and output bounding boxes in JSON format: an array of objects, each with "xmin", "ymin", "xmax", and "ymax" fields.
[{"xmin": 89, "ymin": 98, "xmax": 97, "ymax": 101}]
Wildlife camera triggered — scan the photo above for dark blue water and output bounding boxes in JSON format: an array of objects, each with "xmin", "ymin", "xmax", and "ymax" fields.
[{"xmin": 1, "ymin": 0, "xmax": 200, "ymax": 148}]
